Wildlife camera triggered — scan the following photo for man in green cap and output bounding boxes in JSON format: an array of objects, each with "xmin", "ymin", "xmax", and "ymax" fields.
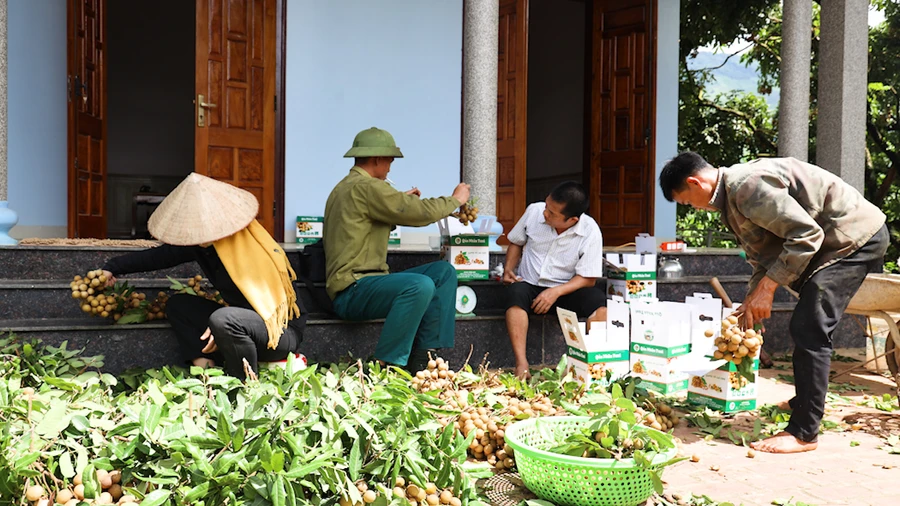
[{"xmin": 324, "ymin": 127, "xmax": 471, "ymax": 371}]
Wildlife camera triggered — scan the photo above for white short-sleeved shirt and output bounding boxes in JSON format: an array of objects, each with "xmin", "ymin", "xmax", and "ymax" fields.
[{"xmin": 506, "ymin": 202, "xmax": 604, "ymax": 287}]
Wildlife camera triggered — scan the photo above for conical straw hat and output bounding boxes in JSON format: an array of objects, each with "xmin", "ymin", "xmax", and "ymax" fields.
[{"xmin": 148, "ymin": 173, "xmax": 259, "ymax": 245}]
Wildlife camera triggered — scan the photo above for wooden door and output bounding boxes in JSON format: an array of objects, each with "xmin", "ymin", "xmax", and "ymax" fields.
[
  {"xmin": 496, "ymin": 0, "xmax": 528, "ymax": 243},
  {"xmin": 195, "ymin": 0, "xmax": 277, "ymax": 235},
  {"xmin": 590, "ymin": 0, "xmax": 655, "ymax": 246},
  {"xmin": 67, "ymin": 0, "xmax": 108, "ymax": 238}
]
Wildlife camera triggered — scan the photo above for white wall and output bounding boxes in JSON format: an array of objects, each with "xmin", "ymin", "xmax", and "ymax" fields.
[
  {"xmin": 654, "ymin": 0, "xmax": 679, "ymax": 241},
  {"xmin": 7, "ymin": 0, "xmax": 68, "ymax": 238},
  {"xmin": 525, "ymin": 0, "xmax": 585, "ymax": 204},
  {"xmin": 284, "ymin": 0, "xmax": 463, "ymax": 241}
]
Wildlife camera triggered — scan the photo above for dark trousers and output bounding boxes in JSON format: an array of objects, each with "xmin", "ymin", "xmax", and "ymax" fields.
[
  {"xmin": 332, "ymin": 262, "xmax": 457, "ymax": 366},
  {"xmin": 505, "ymin": 281, "xmax": 607, "ymax": 317},
  {"xmin": 165, "ymin": 294, "xmax": 302, "ymax": 380},
  {"xmin": 786, "ymin": 225, "xmax": 888, "ymax": 442}
]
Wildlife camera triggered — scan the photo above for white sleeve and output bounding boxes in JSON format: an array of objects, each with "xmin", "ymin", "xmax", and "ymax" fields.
[
  {"xmin": 506, "ymin": 205, "xmax": 533, "ymax": 246},
  {"xmin": 575, "ymin": 228, "xmax": 604, "ymax": 278}
]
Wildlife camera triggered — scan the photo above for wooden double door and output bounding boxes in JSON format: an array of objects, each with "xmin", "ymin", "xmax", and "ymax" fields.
[
  {"xmin": 67, "ymin": 0, "xmax": 283, "ymax": 239},
  {"xmin": 496, "ymin": 0, "xmax": 657, "ymax": 246}
]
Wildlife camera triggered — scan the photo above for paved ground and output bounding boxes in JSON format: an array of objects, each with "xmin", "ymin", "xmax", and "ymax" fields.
[{"xmin": 661, "ymin": 348, "xmax": 900, "ymax": 506}]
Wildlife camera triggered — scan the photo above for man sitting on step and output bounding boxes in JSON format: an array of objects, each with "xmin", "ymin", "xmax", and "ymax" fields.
[
  {"xmin": 323, "ymin": 127, "xmax": 471, "ymax": 372},
  {"xmin": 503, "ymin": 181, "xmax": 606, "ymax": 379}
]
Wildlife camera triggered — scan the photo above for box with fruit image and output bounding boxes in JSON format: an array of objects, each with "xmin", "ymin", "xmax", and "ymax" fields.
[
  {"xmin": 557, "ymin": 305, "xmax": 630, "ymax": 387},
  {"xmin": 605, "ymin": 253, "xmax": 657, "ymax": 301},
  {"xmin": 629, "ymin": 299, "xmax": 692, "ymax": 357},
  {"xmin": 295, "ymin": 216, "xmax": 324, "ymax": 244},
  {"xmin": 565, "ymin": 354, "xmax": 630, "ymax": 387},
  {"xmin": 438, "ymin": 217, "xmax": 491, "ymax": 280},
  {"xmin": 688, "ymin": 358, "xmax": 760, "ymax": 412},
  {"xmin": 629, "ymin": 353, "xmax": 689, "ymax": 395}
]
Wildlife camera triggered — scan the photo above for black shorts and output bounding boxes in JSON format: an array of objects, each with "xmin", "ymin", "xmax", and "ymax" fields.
[{"xmin": 505, "ymin": 281, "xmax": 607, "ymax": 317}]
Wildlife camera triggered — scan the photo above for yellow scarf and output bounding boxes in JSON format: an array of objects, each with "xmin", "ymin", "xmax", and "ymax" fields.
[{"xmin": 214, "ymin": 220, "xmax": 301, "ymax": 349}]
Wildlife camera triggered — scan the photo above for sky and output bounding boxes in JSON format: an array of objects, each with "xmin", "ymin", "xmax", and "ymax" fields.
[{"xmin": 698, "ymin": 4, "xmax": 886, "ymax": 56}]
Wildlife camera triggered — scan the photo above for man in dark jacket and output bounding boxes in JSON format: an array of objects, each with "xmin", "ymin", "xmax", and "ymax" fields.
[{"xmin": 660, "ymin": 152, "xmax": 887, "ymax": 453}]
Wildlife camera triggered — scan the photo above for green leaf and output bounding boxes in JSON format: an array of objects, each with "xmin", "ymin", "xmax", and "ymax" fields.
[
  {"xmin": 271, "ymin": 476, "xmax": 287, "ymax": 506},
  {"xmin": 14, "ymin": 452, "xmax": 40, "ymax": 471},
  {"xmin": 271, "ymin": 451, "xmax": 285, "ymax": 474},
  {"xmin": 650, "ymin": 471, "xmax": 664, "ymax": 495},
  {"xmin": 141, "ymin": 404, "xmax": 162, "ymax": 436},
  {"xmin": 850, "ymin": 441, "xmax": 861, "ymax": 447},
  {"xmin": 233, "ymin": 425, "xmax": 245, "ymax": 451},
  {"xmin": 140, "ymin": 489, "xmax": 172, "ymax": 506},
  {"xmin": 82, "ymin": 463, "xmax": 99, "ymax": 499},
  {"xmin": 36, "ymin": 402, "xmax": 70, "ymax": 437},
  {"xmin": 60, "ymin": 452, "xmax": 76, "ymax": 478},
  {"xmin": 116, "ymin": 311, "xmax": 147, "ymax": 325},
  {"xmin": 612, "ymin": 382, "xmax": 624, "ymax": 399},
  {"xmin": 184, "ymin": 482, "xmax": 211, "ymax": 503},
  {"xmin": 217, "ymin": 415, "xmax": 231, "ymax": 445},
  {"xmin": 349, "ymin": 437, "xmax": 362, "ymax": 481}
]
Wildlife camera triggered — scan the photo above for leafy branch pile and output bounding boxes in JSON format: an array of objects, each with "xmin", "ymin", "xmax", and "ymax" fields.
[{"xmin": 0, "ymin": 334, "xmax": 494, "ymax": 506}]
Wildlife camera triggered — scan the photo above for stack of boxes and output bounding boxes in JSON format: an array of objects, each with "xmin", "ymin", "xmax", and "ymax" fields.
[{"xmin": 606, "ymin": 233, "xmax": 657, "ymax": 301}]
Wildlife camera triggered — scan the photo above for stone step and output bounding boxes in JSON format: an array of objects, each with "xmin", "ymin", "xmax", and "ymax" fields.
[
  {"xmin": 0, "ymin": 276, "xmax": 786, "ymax": 320},
  {"xmin": 0, "ymin": 313, "xmax": 563, "ymax": 375},
  {"xmin": 0, "ymin": 245, "xmax": 751, "ymax": 280},
  {"xmin": 0, "ymin": 245, "xmax": 504, "ymax": 280},
  {"xmin": 0, "ymin": 303, "xmax": 869, "ymax": 374}
]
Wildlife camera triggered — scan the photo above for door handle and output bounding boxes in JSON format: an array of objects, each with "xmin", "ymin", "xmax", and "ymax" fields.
[{"xmin": 196, "ymin": 94, "xmax": 217, "ymax": 127}]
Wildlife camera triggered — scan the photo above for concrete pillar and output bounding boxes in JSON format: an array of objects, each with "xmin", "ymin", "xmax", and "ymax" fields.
[
  {"xmin": 462, "ymin": 0, "xmax": 498, "ymax": 215},
  {"xmin": 778, "ymin": 0, "xmax": 812, "ymax": 161},
  {"xmin": 0, "ymin": 0, "xmax": 18, "ymax": 245},
  {"xmin": 816, "ymin": 0, "xmax": 869, "ymax": 193}
]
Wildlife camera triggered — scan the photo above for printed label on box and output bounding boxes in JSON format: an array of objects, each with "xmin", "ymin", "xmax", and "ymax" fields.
[
  {"xmin": 605, "ymin": 252, "xmax": 657, "ymax": 301},
  {"xmin": 641, "ymin": 378, "xmax": 690, "ymax": 395},
  {"xmin": 567, "ymin": 347, "xmax": 629, "ymax": 363},
  {"xmin": 630, "ymin": 342, "xmax": 691, "ymax": 358},
  {"xmin": 629, "ymin": 353, "xmax": 689, "ymax": 394},
  {"xmin": 687, "ymin": 393, "xmax": 757, "ymax": 413},
  {"xmin": 296, "ymin": 216, "xmax": 324, "ymax": 244},
  {"xmin": 441, "ymin": 234, "xmax": 490, "ymax": 280}
]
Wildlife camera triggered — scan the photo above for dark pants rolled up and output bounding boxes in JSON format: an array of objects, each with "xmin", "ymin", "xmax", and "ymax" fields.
[
  {"xmin": 164, "ymin": 293, "xmax": 302, "ymax": 380},
  {"xmin": 786, "ymin": 224, "xmax": 888, "ymax": 442},
  {"xmin": 505, "ymin": 281, "xmax": 607, "ymax": 317}
]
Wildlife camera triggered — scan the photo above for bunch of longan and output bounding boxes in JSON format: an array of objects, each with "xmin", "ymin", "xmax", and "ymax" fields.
[
  {"xmin": 450, "ymin": 200, "xmax": 478, "ymax": 226},
  {"xmin": 70, "ymin": 270, "xmax": 160, "ymax": 322},
  {"xmin": 712, "ymin": 313, "xmax": 763, "ymax": 365}
]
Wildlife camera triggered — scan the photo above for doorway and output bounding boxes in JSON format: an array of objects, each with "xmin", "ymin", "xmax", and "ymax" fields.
[
  {"xmin": 67, "ymin": 0, "xmax": 286, "ymax": 241},
  {"xmin": 106, "ymin": 0, "xmax": 194, "ymax": 239},
  {"xmin": 525, "ymin": 0, "xmax": 588, "ymax": 206}
]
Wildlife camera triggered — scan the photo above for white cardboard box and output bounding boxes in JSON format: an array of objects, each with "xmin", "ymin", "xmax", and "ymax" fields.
[
  {"xmin": 688, "ymin": 359, "xmax": 760, "ymax": 412},
  {"xmin": 606, "ymin": 252, "xmax": 657, "ymax": 301},
  {"xmin": 438, "ymin": 217, "xmax": 491, "ymax": 281},
  {"xmin": 557, "ymin": 306, "xmax": 630, "ymax": 387},
  {"xmin": 685, "ymin": 293, "xmax": 723, "ymax": 359},
  {"xmin": 629, "ymin": 299, "xmax": 692, "ymax": 357},
  {"xmin": 296, "ymin": 216, "xmax": 324, "ymax": 244},
  {"xmin": 629, "ymin": 353, "xmax": 689, "ymax": 395}
]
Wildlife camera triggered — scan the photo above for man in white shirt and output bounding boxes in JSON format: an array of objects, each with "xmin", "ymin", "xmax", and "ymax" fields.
[{"xmin": 503, "ymin": 181, "xmax": 606, "ymax": 378}]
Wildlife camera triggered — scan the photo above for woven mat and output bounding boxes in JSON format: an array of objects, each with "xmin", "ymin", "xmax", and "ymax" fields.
[{"xmin": 17, "ymin": 238, "xmax": 160, "ymax": 248}]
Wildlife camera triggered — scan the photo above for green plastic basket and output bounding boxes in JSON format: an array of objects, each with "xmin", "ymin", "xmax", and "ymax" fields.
[{"xmin": 504, "ymin": 416, "xmax": 676, "ymax": 506}]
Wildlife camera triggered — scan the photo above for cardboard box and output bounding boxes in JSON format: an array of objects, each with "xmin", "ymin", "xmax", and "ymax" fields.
[
  {"xmin": 688, "ymin": 358, "xmax": 760, "ymax": 412},
  {"xmin": 296, "ymin": 216, "xmax": 324, "ymax": 244},
  {"xmin": 438, "ymin": 218, "xmax": 491, "ymax": 280},
  {"xmin": 629, "ymin": 353, "xmax": 689, "ymax": 395},
  {"xmin": 629, "ymin": 299, "xmax": 692, "ymax": 357},
  {"xmin": 685, "ymin": 293, "xmax": 723, "ymax": 359},
  {"xmin": 606, "ymin": 234, "xmax": 657, "ymax": 300},
  {"xmin": 389, "ymin": 228, "xmax": 401, "ymax": 246},
  {"xmin": 557, "ymin": 306, "xmax": 630, "ymax": 387}
]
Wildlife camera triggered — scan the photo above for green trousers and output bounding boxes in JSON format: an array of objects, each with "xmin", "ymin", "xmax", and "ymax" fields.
[{"xmin": 332, "ymin": 261, "xmax": 457, "ymax": 366}]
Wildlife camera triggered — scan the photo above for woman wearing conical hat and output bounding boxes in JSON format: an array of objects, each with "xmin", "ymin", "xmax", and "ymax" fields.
[{"xmin": 97, "ymin": 173, "xmax": 306, "ymax": 380}]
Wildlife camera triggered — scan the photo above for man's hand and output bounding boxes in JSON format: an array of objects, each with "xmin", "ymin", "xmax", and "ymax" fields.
[
  {"xmin": 531, "ymin": 287, "xmax": 560, "ymax": 315},
  {"xmin": 502, "ymin": 268, "xmax": 523, "ymax": 285},
  {"xmin": 452, "ymin": 183, "xmax": 471, "ymax": 206},
  {"xmin": 200, "ymin": 327, "xmax": 218, "ymax": 353},
  {"xmin": 100, "ymin": 270, "xmax": 116, "ymax": 287},
  {"xmin": 735, "ymin": 276, "xmax": 778, "ymax": 331},
  {"xmin": 406, "ymin": 187, "xmax": 421, "ymax": 197}
]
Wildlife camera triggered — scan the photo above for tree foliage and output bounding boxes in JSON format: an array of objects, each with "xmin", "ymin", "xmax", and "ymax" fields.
[{"xmin": 677, "ymin": 0, "xmax": 900, "ymax": 268}]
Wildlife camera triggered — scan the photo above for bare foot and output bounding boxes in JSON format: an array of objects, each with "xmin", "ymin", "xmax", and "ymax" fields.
[
  {"xmin": 514, "ymin": 365, "xmax": 531, "ymax": 380},
  {"xmin": 750, "ymin": 432, "xmax": 817, "ymax": 453}
]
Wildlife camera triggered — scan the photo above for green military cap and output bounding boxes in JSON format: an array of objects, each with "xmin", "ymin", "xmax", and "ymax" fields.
[{"xmin": 343, "ymin": 127, "xmax": 404, "ymax": 158}]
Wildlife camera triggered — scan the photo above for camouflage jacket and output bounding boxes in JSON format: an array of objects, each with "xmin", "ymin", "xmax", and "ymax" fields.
[{"xmin": 710, "ymin": 158, "xmax": 885, "ymax": 292}]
